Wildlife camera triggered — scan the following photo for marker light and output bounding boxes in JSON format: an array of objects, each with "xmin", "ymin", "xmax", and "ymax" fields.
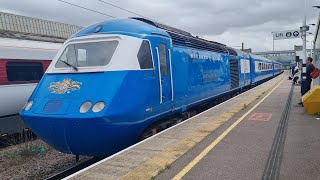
[
  {"xmin": 24, "ymin": 101, "xmax": 33, "ymax": 111},
  {"xmin": 92, "ymin": 102, "xmax": 106, "ymax": 113},
  {"xmin": 80, "ymin": 101, "xmax": 92, "ymax": 113}
]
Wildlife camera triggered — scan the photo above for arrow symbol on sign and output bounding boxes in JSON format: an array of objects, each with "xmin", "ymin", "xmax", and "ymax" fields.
[{"xmin": 293, "ymin": 31, "xmax": 299, "ymax": 37}]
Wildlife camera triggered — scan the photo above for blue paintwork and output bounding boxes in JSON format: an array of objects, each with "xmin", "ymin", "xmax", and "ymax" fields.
[
  {"xmin": 20, "ymin": 18, "xmax": 283, "ymax": 156},
  {"xmin": 71, "ymin": 18, "xmax": 170, "ymax": 40},
  {"xmin": 21, "ymin": 71, "xmax": 164, "ymax": 155},
  {"xmin": 170, "ymin": 46, "xmax": 230, "ymax": 111}
]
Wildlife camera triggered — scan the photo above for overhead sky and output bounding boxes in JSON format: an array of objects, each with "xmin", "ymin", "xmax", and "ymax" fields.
[{"xmin": 1, "ymin": 0, "xmax": 320, "ymax": 52}]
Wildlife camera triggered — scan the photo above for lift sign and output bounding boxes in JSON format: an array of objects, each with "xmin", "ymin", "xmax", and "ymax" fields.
[{"xmin": 273, "ymin": 30, "xmax": 300, "ymax": 40}]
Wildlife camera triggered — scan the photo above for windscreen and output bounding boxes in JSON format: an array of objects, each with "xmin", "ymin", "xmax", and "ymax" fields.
[{"xmin": 55, "ymin": 40, "xmax": 119, "ymax": 68}]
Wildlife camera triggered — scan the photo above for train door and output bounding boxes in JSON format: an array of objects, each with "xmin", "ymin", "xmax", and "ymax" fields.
[
  {"xmin": 240, "ymin": 58, "xmax": 251, "ymax": 86},
  {"xmin": 155, "ymin": 40, "xmax": 173, "ymax": 108},
  {"xmin": 273, "ymin": 63, "xmax": 275, "ymax": 76},
  {"xmin": 249, "ymin": 57, "xmax": 255, "ymax": 83}
]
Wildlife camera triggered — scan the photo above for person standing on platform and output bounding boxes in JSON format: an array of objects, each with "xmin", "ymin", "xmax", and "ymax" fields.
[{"xmin": 299, "ymin": 57, "xmax": 315, "ymax": 106}]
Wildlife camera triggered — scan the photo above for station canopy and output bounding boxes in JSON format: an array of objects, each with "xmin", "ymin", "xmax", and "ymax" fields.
[{"xmin": 0, "ymin": 11, "xmax": 82, "ymax": 43}]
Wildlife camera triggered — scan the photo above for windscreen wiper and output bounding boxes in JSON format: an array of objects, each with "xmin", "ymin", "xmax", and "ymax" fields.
[{"xmin": 59, "ymin": 60, "xmax": 78, "ymax": 71}]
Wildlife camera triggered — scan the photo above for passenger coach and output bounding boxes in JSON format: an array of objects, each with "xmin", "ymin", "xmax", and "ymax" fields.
[{"xmin": 0, "ymin": 37, "xmax": 61, "ymax": 136}]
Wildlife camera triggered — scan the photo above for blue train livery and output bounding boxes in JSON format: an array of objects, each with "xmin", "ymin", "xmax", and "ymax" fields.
[{"xmin": 20, "ymin": 18, "xmax": 283, "ymax": 156}]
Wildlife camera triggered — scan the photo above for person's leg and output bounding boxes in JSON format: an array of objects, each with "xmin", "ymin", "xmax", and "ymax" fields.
[
  {"xmin": 306, "ymin": 81, "xmax": 311, "ymax": 92},
  {"xmin": 299, "ymin": 81, "xmax": 312, "ymax": 106}
]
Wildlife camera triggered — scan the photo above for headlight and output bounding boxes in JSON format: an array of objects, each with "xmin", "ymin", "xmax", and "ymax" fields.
[
  {"xmin": 92, "ymin": 102, "xmax": 106, "ymax": 113},
  {"xmin": 24, "ymin": 101, "xmax": 33, "ymax": 111},
  {"xmin": 80, "ymin": 101, "xmax": 92, "ymax": 113}
]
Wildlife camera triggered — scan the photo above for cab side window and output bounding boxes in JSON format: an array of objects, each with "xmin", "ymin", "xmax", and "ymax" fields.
[
  {"xmin": 137, "ymin": 40, "xmax": 153, "ymax": 69},
  {"xmin": 159, "ymin": 43, "xmax": 168, "ymax": 76}
]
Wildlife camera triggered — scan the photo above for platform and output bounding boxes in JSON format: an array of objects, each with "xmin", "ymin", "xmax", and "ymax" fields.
[{"xmin": 65, "ymin": 73, "xmax": 320, "ymax": 180}]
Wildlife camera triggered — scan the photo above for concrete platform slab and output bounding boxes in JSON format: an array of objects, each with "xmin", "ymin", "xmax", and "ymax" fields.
[
  {"xmin": 157, "ymin": 76, "xmax": 320, "ymax": 180},
  {"xmin": 66, "ymin": 74, "xmax": 286, "ymax": 180},
  {"xmin": 156, "ymin": 79, "xmax": 292, "ymax": 180}
]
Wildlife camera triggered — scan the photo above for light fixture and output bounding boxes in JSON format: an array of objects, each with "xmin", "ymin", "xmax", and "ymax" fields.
[
  {"xmin": 24, "ymin": 101, "xmax": 33, "ymax": 111},
  {"xmin": 80, "ymin": 101, "xmax": 92, "ymax": 113},
  {"xmin": 92, "ymin": 102, "xmax": 106, "ymax": 113}
]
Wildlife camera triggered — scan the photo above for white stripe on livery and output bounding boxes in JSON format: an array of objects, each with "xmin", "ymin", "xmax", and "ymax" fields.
[{"xmin": 46, "ymin": 34, "xmax": 144, "ymax": 74}]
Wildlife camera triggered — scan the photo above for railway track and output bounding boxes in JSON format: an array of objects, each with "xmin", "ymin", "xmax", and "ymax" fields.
[
  {"xmin": 45, "ymin": 157, "xmax": 105, "ymax": 180},
  {"xmin": 0, "ymin": 129, "xmax": 37, "ymax": 149}
]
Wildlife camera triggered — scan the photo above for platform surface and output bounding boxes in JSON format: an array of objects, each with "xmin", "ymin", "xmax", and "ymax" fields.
[
  {"xmin": 157, "ymin": 76, "xmax": 320, "ymax": 180},
  {"xmin": 66, "ymin": 73, "xmax": 320, "ymax": 180}
]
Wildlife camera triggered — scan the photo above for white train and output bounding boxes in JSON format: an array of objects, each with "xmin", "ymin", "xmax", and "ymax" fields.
[{"xmin": 0, "ymin": 37, "xmax": 61, "ymax": 135}]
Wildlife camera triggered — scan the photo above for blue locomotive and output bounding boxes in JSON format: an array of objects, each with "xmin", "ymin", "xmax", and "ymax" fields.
[{"xmin": 20, "ymin": 18, "xmax": 282, "ymax": 156}]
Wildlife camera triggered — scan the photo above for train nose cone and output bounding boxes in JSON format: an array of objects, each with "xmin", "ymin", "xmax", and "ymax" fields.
[
  {"xmin": 22, "ymin": 114, "xmax": 139, "ymax": 156},
  {"xmin": 23, "ymin": 115, "xmax": 72, "ymax": 153}
]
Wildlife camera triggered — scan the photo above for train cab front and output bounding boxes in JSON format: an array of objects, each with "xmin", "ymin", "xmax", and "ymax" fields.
[{"xmin": 20, "ymin": 33, "xmax": 154, "ymax": 156}]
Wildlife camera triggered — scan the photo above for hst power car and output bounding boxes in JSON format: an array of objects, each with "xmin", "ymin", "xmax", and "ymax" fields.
[{"xmin": 20, "ymin": 18, "xmax": 282, "ymax": 156}]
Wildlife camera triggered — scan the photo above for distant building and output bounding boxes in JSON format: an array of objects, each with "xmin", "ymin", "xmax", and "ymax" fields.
[
  {"xmin": 242, "ymin": 48, "xmax": 252, "ymax": 53},
  {"xmin": 254, "ymin": 50, "xmax": 294, "ymax": 68}
]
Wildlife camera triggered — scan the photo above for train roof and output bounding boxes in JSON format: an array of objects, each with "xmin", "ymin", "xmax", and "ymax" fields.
[
  {"xmin": 132, "ymin": 18, "xmax": 238, "ymax": 55},
  {"xmin": 249, "ymin": 53, "xmax": 273, "ymax": 62},
  {"xmin": 72, "ymin": 18, "xmax": 237, "ymax": 56},
  {"xmin": 233, "ymin": 49, "xmax": 250, "ymax": 58},
  {"xmin": 0, "ymin": 37, "xmax": 62, "ymax": 49},
  {"xmin": 234, "ymin": 49, "xmax": 282, "ymax": 64},
  {"xmin": 72, "ymin": 18, "xmax": 170, "ymax": 38},
  {"xmin": 0, "ymin": 37, "xmax": 61, "ymax": 60}
]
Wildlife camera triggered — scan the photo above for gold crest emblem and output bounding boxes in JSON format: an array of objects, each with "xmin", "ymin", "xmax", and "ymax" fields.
[{"xmin": 49, "ymin": 79, "xmax": 82, "ymax": 94}]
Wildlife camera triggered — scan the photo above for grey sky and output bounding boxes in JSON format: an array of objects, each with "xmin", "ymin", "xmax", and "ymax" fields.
[{"xmin": 1, "ymin": 0, "xmax": 320, "ymax": 52}]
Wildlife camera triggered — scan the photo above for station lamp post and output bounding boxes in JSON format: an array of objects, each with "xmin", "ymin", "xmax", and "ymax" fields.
[
  {"xmin": 300, "ymin": 0, "xmax": 309, "ymax": 96},
  {"xmin": 299, "ymin": 1, "xmax": 318, "ymax": 96},
  {"xmin": 313, "ymin": 5, "xmax": 320, "ymax": 86},
  {"xmin": 308, "ymin": 24, "xmax": 315, "ymax": 55}
]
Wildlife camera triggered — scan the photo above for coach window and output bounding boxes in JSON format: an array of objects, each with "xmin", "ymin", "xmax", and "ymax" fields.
[
  {"xmin": 159, "ymin": 43, "xmax": 168, "ymax": 76},
  {"xmin": 137, "ymin": 40, "xmax": 153, "ymax": 69},
  {"xmin": 6, "ymin": 62, "xmax": 43, "ymax": 82},
  {"xmin": 258, "ymin": 63, "xmax": 261, "ymax": 70}
]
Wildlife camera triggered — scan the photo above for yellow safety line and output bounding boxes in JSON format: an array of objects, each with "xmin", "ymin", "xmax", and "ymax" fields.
[{"xmin": 172, "ymin": 77, "xmax": 286, "ymax": 180}]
